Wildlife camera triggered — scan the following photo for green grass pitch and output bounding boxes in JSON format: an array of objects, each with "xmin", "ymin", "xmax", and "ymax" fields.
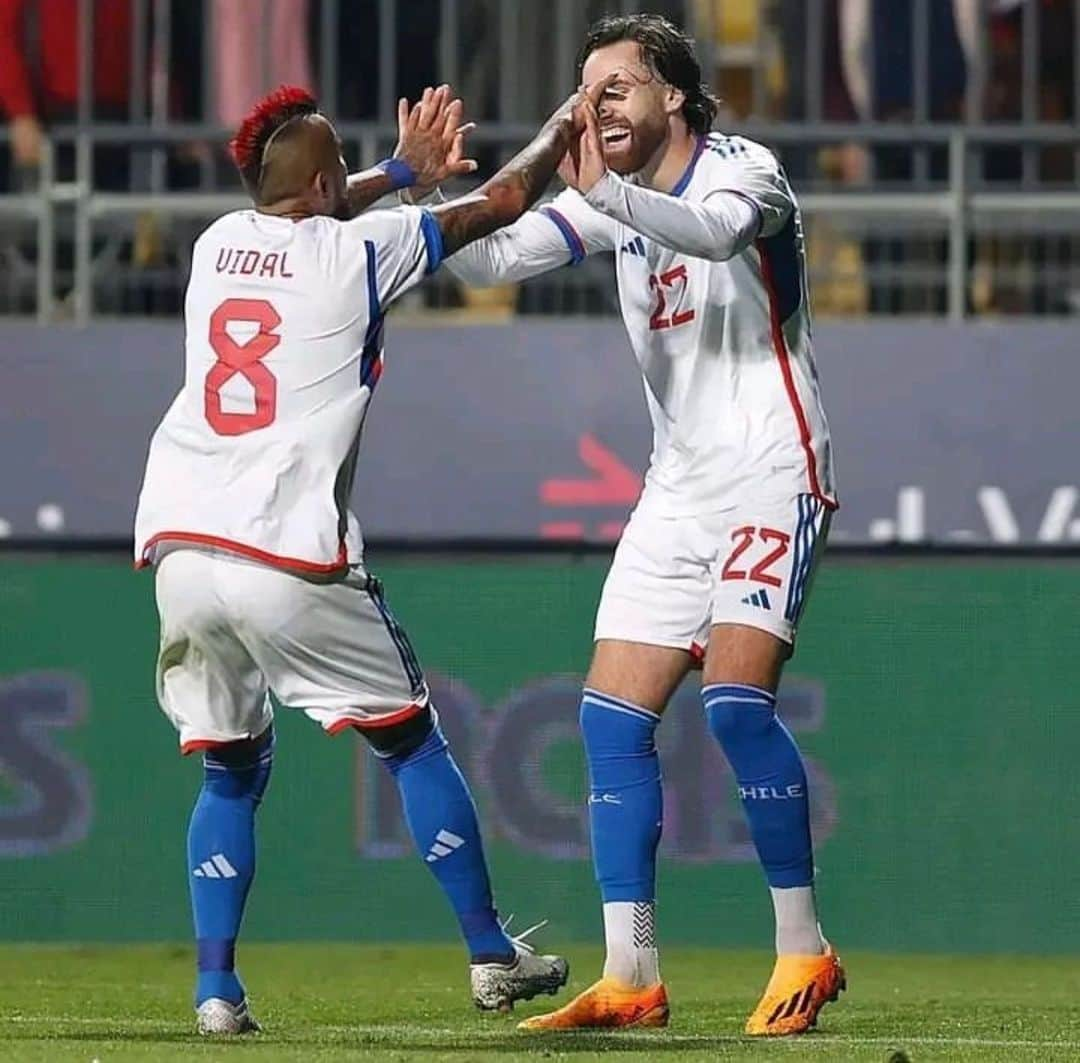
[{"xmin": 1, "ymin": 944, "xmax": 1078, "ymax": 1061}]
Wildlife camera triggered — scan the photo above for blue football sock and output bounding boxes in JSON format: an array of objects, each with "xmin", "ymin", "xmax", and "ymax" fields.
[
  {"xmin": 580, "ymin": 690, "xmax": 663, "ymax": 902},
  {"xmin": 188, "ymin": 728, "xmax": 273, "ymax": 1006},
  {"xmin": 383, "ymin": 721, "xmax": 513, "ymax": 963},
  {"xmin": 703, "ymin": 684, "xmax": 814, "ymax": 888}
]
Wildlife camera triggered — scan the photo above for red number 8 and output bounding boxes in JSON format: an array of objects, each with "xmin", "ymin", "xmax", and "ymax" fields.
[{"xmin": 205, "ymin": 298, "xmax": 281, "ymax": 436}]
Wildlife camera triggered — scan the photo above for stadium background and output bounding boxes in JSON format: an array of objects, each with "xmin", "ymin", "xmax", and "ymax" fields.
[{"xmin": 0, "ymin": 0, "xmax": 1078, "ymax": 1001}]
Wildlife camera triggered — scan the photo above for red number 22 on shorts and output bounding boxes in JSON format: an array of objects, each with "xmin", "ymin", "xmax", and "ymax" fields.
[
  {"xmin": 205, "ymin": 298, "xmax": 281, "ymax": 436},
  {"xmin": 721, "ymin": 526, "xmax": 791, "ymax": 587}
]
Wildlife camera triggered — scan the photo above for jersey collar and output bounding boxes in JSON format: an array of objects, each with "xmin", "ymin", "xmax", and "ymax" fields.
[{"xmin": 669, "ymin": 135, "xmax": 706, "ymax": 198}]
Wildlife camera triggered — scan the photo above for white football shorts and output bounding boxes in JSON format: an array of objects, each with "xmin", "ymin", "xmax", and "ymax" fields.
[
  {"xmin": 594, "ymin": 493, "xmax": 831, "ymax": 656},
  {"xmin": 153, "ymin": 549, "xmax": 428, "ymax": 753}
]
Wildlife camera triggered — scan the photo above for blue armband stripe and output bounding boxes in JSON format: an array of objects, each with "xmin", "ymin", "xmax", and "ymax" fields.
[
  {"xmin": 419, "ymin": 209, "xmax": 444, "ymax": 274},
  {"xmin": 540, "ymin": 206, "xmax": 586, "ymax": 266}
]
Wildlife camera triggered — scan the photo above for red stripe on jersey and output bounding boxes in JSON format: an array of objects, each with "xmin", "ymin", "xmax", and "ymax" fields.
[
  {"xmin": 756, "ymin": 240, "xmax": 838, "ymax": 511},
  {"xmin": 324, "ymin": 702, "xmax": 426, "ymax": 735},
  {"xmin": 181, "ymin": 738, "xmax": 235, "ymax": 756},
  {"xmin": 137, "ymin": 531, "xmax": 349, "ymax": 574}
]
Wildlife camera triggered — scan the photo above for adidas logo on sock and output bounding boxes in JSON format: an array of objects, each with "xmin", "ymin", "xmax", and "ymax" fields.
[
  {"xmin": 741, "ymin": 588, "xmax": 772, "ymax": 610},
  {"xmin": 425, "ymin": 829, "xmax": 465, "ymax": 863},
  {"xmin": 192, "ymin": 853, "xmax": 238, "ymax": 879}
]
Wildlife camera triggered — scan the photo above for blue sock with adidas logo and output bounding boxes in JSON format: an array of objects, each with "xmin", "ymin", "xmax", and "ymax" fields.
[
  {"xmin": 383, "ymin": 722, "xmax": 513, "ymax": 963},
  {"xmin": 702, "ymin": 684, "xmax": 813, "ymax": 887},
  {"xmin": 188, "ymin": 728, "xmax": 273, "ymax": 1007}
]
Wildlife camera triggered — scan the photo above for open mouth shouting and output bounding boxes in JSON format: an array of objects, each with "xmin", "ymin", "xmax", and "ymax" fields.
[{"xmin": 601, "ymin": 124, "xmax": 632, "ymax": 152}]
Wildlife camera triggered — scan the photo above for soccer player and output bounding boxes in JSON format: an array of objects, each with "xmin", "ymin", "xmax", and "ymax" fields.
[
  {"xmin": 438, "ymin": 15, "xmax": 844, "ymax": 1037},
  {"xmin": 133, "ymin": 78, "xmax": 612, "ymax": 1035}
]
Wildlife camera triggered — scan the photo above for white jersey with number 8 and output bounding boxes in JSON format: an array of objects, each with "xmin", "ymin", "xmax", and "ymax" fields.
[{"xmin": 134, "ymin": 206, "xmax": 443, "ymax": 574}]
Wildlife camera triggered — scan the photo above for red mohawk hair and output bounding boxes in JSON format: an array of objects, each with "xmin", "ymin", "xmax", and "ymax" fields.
[{"xmin": 229, "ymin": 85, "xmax": 318, "ymax": 194}]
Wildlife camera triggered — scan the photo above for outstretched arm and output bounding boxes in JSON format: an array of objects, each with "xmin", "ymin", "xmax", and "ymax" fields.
[
  {"xmin": 584, "ymin": 174, "xmax": 762, "ymax": 262},
  {"xmin": 428, "ymin": 76, "xmax": 616, "ymax": 258},
  {"xmin": 567, "ymin": 106, "xmax": 780, "ymax": 262}
]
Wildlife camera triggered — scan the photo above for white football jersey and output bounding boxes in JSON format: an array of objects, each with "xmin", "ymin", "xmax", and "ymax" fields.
[
  {"xmin": 134, "ymin": 206, "xmax": 443, "ymax": 573},
  {"xmin": 447, "ymin": 132, "xmax": 836, "ymax": 516}
]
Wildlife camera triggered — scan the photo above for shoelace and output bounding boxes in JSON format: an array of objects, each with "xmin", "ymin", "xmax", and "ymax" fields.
[{"xmin": 500, "ymin": 913, "xmax": 548, "ymax": 955}]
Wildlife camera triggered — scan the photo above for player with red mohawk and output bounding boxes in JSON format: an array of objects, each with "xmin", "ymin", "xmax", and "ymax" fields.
[
  {"xmin": 229, "ymin": 85, "xmax": 319, "ymax": 191},
  {"xmin": 228, "ymin": 82, "xmax": 479, "ymax": 218},
  {"xmin": 134, "ymin": 77, "xmax": 614, "ymax": 1034}
]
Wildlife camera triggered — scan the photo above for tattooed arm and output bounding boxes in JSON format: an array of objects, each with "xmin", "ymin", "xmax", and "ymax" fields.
[{"xmin": 429, "ymin": 76, "xmax": 615, "ymax": 257}]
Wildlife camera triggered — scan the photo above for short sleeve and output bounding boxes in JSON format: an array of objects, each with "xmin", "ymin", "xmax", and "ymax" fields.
[
  {"xmin": 342, "ymin": 205, "xmax": 443, "ymax": 307},
  {"xmin": 704, "ymin": 140, "xmax": 794, "ymax": 240}
]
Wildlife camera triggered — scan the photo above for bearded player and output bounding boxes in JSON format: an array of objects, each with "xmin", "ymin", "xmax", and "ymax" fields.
[
  {"xmin": 133, "ymin": 78, "xmax": 613, "ymax": 1035},
  {"xmin": 434, "ymin": 15, "xmax": 844, "ymax": 1036}
]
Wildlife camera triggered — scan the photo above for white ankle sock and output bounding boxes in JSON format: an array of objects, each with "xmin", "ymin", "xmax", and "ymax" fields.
[
  {"xmin": 771, "ymin": 885, "xmax": 826, "ymax": 955},
  {"xmin": 601, "ymin": 901, "xmax": 661, "ymax": 987}
]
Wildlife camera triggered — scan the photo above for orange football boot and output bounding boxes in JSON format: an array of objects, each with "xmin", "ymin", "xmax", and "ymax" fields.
[
  {"xmin": 745, "ymin": 945, "xmax": 845, "ymax": 1036},
  {"xmin": 517, "ymin": 976, "xmax": 669, "ymax": 1030}
]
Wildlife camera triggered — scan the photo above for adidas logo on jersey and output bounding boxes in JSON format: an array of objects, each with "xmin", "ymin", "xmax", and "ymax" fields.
[
  {"xmin": 741, "ymin": 588, "xmax": 772, "ymax": 610},
  {"xmin": 192, "ymin": 853, "xmax": 239, "ymax": 879},
  {"xmin": 620, "ymin": 236, "xmax": 647, "ymax": 257},
  {"xmin": 425, "ymin": 829, "xmax": 466, "ymax": 863}
]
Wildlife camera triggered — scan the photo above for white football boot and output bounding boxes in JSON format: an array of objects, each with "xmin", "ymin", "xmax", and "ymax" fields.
[
  {"xmin": 470, "ymin": 918, "xmax": 570, "ymax": 1012},
  {"xmin": 196, "ymin": 996, "xmax": 262, "ymax": 1035}
]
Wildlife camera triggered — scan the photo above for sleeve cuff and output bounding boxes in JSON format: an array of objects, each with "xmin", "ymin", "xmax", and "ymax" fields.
[
  {"xmin": 539, "ymin": 206, "xmax": 586, "ymax": 266},
  {"xmin": 419, "ymin": 209, "xmax": 445, "ymax": 274}
]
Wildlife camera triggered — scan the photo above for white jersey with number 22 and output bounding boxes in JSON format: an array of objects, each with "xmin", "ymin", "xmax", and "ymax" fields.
[{"xmin": 446, "ymin": 133, "xmax": 837, "ymax": 516}]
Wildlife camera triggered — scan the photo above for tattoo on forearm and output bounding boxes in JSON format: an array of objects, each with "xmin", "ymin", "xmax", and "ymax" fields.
[
  {"xmin": 345, "ymin": 170, "xmax": 395, "ymax": 218},
  {"xmin": 433, "ymin": 121, "xmax": 573, "ymax": 257}
]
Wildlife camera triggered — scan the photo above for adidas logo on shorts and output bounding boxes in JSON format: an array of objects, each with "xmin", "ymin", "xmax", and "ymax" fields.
[
  {"xmin": 192, "ymin": 853, "xmax": 239, "ymax": 879},
  {"xmin": 741, "ymin": 588, "xmax": 772, "ymax": 610},
  {"xmin": 425, "ymin": 829, "xmax": 465, "ymax": 862}
]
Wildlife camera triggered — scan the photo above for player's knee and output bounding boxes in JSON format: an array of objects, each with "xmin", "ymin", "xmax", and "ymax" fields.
[
  {"xmin": 203, "ymin": 726, "xmax": 274, "ymax": 803},
  {"xmin": 702, "ymin": 685, "xmax": 776, "ymax": 748},
  {"xmin": 580, "ymin": 691, "xmax": 658, "ymax": 761},
  {"xmin": 362, "ymin": 704, "xmax": 446, "ymax": 767}
]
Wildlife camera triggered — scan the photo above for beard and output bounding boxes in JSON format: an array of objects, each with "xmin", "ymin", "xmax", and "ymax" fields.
[{"xmin": 604, "ymin": 116, "xmax": 668, "ymax": 176}]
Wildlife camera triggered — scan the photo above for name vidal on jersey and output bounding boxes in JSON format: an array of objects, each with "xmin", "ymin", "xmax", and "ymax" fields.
[{"xmin": 215, "ymin": 248, "xmax": 295, "ymax": 279}]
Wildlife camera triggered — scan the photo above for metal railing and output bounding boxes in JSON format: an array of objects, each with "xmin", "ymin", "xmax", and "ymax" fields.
[
  {"xmin": 3, "ymin": 121, "xmax": 1079, "ymax": 323},
  {"xmin": 0, "ymin": 0, "xmax": 1077, "ymax": 319}
]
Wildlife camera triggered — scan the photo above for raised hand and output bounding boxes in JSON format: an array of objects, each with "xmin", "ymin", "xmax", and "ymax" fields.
[
  {"xmin": 394, "ymin": 84, "xmax": 478, "ymax": 193},
  {"xmin": 545, "ymin": 73, "xmax": 618, "ymax": 136},
  {"xmin": 571, "ymin": 99, "xmax": 607, "ymax": 194}
]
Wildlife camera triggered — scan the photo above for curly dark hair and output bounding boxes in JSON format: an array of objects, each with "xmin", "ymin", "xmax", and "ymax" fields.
[{"xmin": 575, "ymin": 14, "xmax": 719, "ymax": 135}]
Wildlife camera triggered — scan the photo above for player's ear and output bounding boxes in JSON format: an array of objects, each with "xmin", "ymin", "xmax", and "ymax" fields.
[{"xmin": 663, "ymin": 85, "xmax": 685, "ymax": 119}]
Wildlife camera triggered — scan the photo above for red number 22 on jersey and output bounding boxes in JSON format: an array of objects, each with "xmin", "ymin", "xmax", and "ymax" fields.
[
  {"xmin": 205, "ymin": 298, "xmax": 281, "ymax": 436},
  {"xmin": 648, "ymin": 264, "xmax": 696, "ymax": 332}
]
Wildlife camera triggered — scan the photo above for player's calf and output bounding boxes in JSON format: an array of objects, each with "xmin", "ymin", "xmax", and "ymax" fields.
[
  {"xmin": 188, "ymin": 726, "xmax": 273, "ymax": 1027},
  {"xmin": 702, "ymin": 682, "xmax": 825, "ymax": 956},
  {"xmin": 580, "ymin": 690, "xmax": 664, "ymax": 989},
  {"xmin": 365, "ymin": 704, "xmax": 568, "ymax": 1007}
]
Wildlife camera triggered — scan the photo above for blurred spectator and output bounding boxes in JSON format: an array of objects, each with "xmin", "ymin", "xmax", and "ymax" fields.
[
  {"xmin": 975, "ymin": 0, "xmax": 1076, "ymax": 313},
  {"xmin": 0, "ymin": 0, "xmax": 133, "ymax": 189},
  {"xmin": 212, "ymin": 0, "xmax": 314, "ymax": 128},
  {"xmin": 836, "ymin": 0, "xmax": 974, "ymax": 313}
]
